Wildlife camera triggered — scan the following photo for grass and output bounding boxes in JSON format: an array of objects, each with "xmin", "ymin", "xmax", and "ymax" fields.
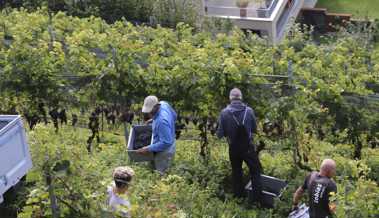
[{"xmin": 317, "ymin": 0, "xmax": 379, "ymax": 19}]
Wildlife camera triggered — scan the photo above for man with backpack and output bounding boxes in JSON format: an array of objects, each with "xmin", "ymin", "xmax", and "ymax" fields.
[{"xmin": 217, "ymin": 88, "xmax": 263, "ymax": 204}]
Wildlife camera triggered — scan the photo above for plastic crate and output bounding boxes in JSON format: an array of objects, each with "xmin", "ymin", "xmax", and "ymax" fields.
[
  {"xmin": 0, "ymin": 115, "xmax": 33, "ymax": 204},
  {"xmin": 245, "ymin": 175, "xmax": 287, "ymax": 208},
  {"xmin": 288, "ymin": 204, "xmax": 310, "ymax": 218},
  {"xmin": 127, "ymin": 125, "xmax": 154, "ymax": 162}
]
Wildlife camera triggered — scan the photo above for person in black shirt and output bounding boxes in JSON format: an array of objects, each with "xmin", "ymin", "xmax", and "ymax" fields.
[
  {"xmin": 292, "ymin": 159, "xmax": 337, "ymax": 218},
  {"xmin": 216, "ymin": 88, "xmax": 263, "ymax": 204}
]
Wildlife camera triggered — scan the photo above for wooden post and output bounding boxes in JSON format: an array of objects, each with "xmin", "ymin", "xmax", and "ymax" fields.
[{"xmin": 46, "ymin": 173, "xmax": 60, "ymax": 218}]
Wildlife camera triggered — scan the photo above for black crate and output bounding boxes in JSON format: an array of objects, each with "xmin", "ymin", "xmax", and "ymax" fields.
[
  {"xmin": 127, "ymin": 125, "xmax": 154, "ymax": 162},
  {"xmin": 245, "ymin": 175, "xmax": 287, "ymax": 208}
]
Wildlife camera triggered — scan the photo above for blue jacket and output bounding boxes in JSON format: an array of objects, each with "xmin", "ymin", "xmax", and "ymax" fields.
[
  {"xmin": 147, "ymin": 101, "xmax": 177, "ymax": 153},
  {"xmin": 217, "ymin": 100, "xmax": 257, "ymax": 143}
]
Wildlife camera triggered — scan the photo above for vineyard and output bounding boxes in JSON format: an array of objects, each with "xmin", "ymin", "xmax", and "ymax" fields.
[{"xmin": 0, "ymin": 7, "xmax": 378, "ymax": 218}]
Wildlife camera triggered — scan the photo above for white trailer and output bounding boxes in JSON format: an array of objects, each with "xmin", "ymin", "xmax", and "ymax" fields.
[{"xmin": 0, "ymin": 115, "xmax": 33, "ymax": 204}]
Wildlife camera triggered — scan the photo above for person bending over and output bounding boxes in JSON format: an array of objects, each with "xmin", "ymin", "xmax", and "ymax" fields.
[
  {"xmin": 136, "ymin": 96, "xmax": 177, "ymax": 174},
  {"xmin": 293, "ymin": 159, "xmax": 337, "ymax": 218}
]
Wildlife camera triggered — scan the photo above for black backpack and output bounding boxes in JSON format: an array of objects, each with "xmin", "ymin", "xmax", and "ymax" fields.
[{"xmin": 229, "ymin": 107, "xmax": 250, "ymax": 153}]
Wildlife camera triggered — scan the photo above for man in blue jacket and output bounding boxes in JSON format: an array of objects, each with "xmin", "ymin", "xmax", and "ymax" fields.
[
  {"xmin": 136, "ymin": 96, "xmax": 177, "ymax": 174},
  {"xmin": 217, "ymin": 88, "xmax": 263, "ymax": 203}
]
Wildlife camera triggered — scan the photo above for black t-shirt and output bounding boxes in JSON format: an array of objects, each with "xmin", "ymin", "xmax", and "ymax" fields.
[{"xmin": 302, "ymin": 172, "xmax": 337, "ymax": 218}]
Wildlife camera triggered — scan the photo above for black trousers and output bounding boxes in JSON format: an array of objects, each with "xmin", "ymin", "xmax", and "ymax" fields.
[{"xmin": 229, "ymin": 147, "xmax": 262, "ymax": 202}]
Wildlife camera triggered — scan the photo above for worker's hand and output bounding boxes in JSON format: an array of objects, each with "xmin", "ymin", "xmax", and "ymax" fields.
[
  {"xmin": 136, "ymin": 146, "xmax": 150, "ymax": 154},
  {"xmin": 329, "ymin": 203, "xmax": 337, "ymax": 213},
  {"xmin": 291, "ymin": 203, "xmax": 299, "ymax": 211}
]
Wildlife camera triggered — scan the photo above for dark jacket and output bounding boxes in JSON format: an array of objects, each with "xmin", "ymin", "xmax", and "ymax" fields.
[{"xmin": 216, "ymin": 100, "xmax": 257, "ymax": 144}]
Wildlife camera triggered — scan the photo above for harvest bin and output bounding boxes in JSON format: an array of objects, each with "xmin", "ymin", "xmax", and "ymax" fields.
[
  {"xmin": 245, "ymin": 175, "xmax": 287, "ymax": 208},
  {"xmin": 127, "ymin": 125, "xmax": 154, "ymax": 162},
  {"xmin": 0, "ymin": 115, "xmax": 33, "ymax": 204},
  {"xmin": 288, "ymin": 204, "xmax": 310, "ymax": 218}
]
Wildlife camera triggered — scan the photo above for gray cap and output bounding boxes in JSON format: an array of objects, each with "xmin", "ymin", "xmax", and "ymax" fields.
[
  {"xmin": 229, "ymin": 88, "xmax": 242, "ymax": 100},
  {"xmin": 142, "ymin": 95, "xmax": 159, "ymax": 113}
]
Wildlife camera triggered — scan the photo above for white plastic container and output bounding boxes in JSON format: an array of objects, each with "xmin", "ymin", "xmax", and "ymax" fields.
[
  {"xmin": 0, "ymin": 115, "xmax": 33, "ymax": 204},
  {"xmin": 288, "ymin": 204, "xmax": 310, "ymax": 218}
]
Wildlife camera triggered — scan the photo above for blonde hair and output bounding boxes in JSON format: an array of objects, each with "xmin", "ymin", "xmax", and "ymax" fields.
[{"xmin": 113, "ymin": 166, "xmax": 135, "ymax": 188}]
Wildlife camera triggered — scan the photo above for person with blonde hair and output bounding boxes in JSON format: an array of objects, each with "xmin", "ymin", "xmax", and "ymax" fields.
[{"xmin": 107, "ymin": 166, "xmax": 135, "ymax": 217}]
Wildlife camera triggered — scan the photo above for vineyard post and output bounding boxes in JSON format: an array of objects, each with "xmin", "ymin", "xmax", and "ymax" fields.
[
  {"xmin": 199, "ymin": 117, "xmax": 210, "ymax": 163},
  {"xmin": 110, "ymin": 46, "xmax": 124, "ymax": 107},
  {"xmin": 46, "ymin": 173, "xmax": 60, "ymax": 218},
  {"xmin": 101, "ymin": 105, "xmax": 104, "ymax": 133},
  {"xmin": 287, "ymin": 60, "xmax": 293, "ymax": 86},
  {"xmin": 47, "ymin": 12, "xmax": 55, "ymax": 52},
  {"xmin": 366, "ymin": 55, "xmax": 373, "ymax": 72}
]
